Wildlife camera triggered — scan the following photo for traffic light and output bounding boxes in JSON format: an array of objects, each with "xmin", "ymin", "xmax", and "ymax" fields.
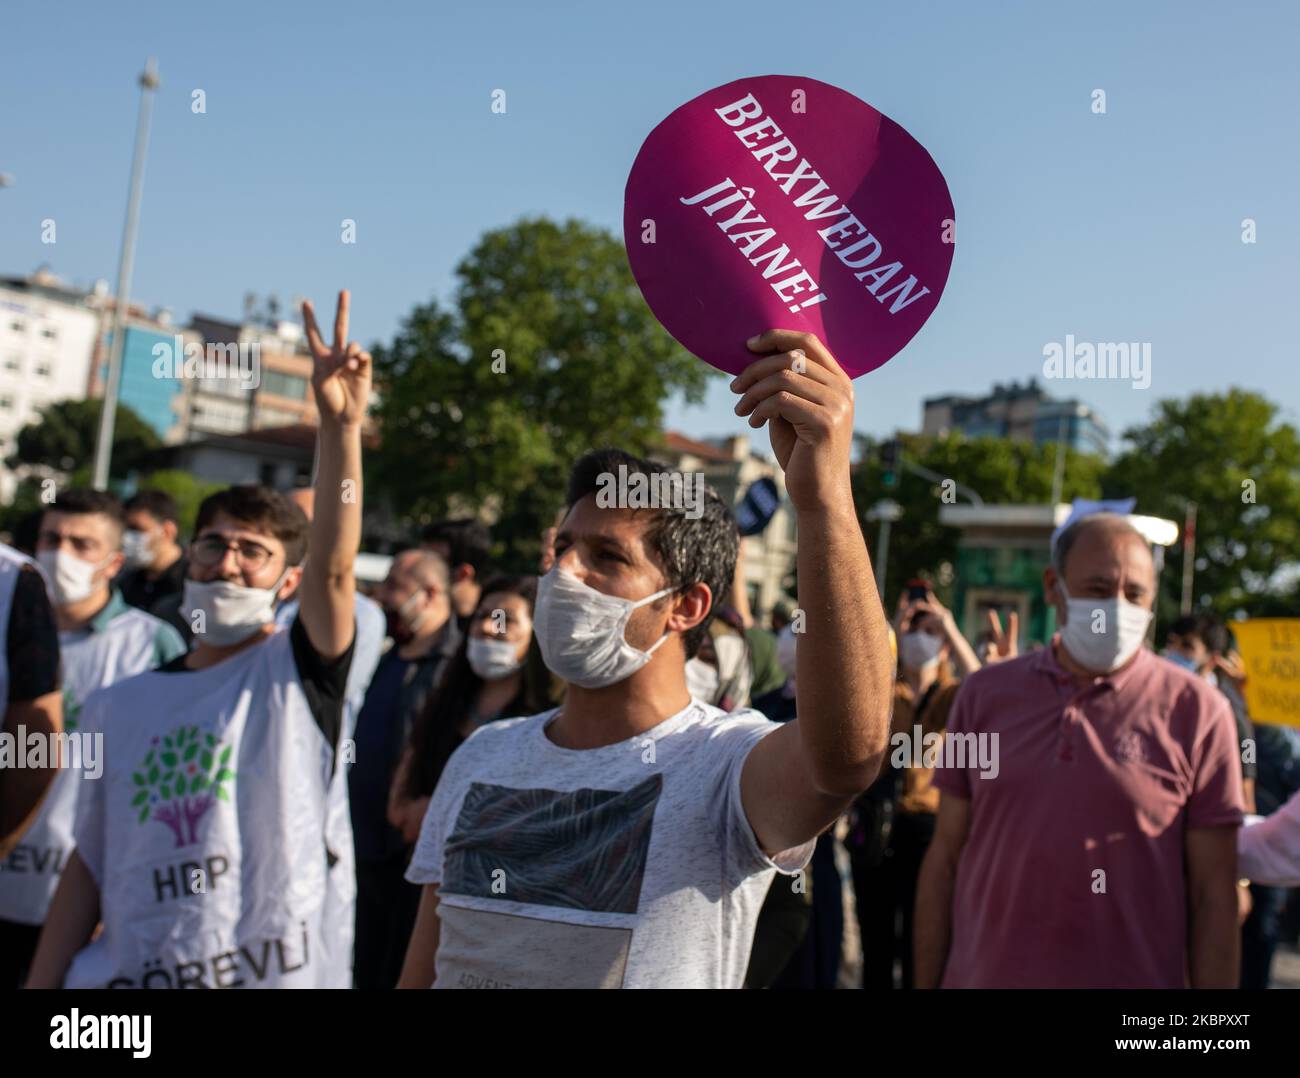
[{"xmin": 879, "ymin": 438, "xmax": 901, "ymax": 489}]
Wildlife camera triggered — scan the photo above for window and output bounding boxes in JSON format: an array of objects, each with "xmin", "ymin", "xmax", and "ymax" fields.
[
  {"xmin": 254, "ymin": 406, "xmax": 303, "ymax": 428},
  {"xmin": 9, "ymin": 320, "xmax": 24, "ymax": 333},
  {"xmin": 261, "ymin": 370, "xmax": 308, "ymax": 400},
  {"xmin": 192, "ymin": 395, "xmax": 249, "ymax": 434},
  {"xmin": 35, "ymin": 360, "xmax": 51, "ymax": 378},
  {"xmin": 204, "ymin": 379, "xmax": 251, "ymax": 400},
  {"xmin": 0, "ymin": 397, "xmax": 12, "ymax": 411},
  {"xmin": 4, "ymin": 356, "xmax": 18, "ymax": 372},
  {"xmin": 40, "ymin": 326, "xmax": 57, "ymax": 340}
]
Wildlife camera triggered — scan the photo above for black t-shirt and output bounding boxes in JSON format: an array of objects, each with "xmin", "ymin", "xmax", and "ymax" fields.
[
  {"xmin": 157, "ymin": 614, "xmax": 353, "ymax": 771},
  {"xmin": 119, "ymin": 554, "xmax": 188, "ymax": 613},
  {"xmin": 121, "ymin": 556, "xmax": 192, "ymax": 644},
  {"xmin": 7, "ymin": 565, "xmax": 60, "ymax": 702}
]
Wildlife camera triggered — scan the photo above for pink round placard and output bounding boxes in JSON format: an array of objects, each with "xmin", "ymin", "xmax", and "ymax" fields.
[{"xmin": 624, "ymin": 75, "xmax": 954, "ymax": 378}]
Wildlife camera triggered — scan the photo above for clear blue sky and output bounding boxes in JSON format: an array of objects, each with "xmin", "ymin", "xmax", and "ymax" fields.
[{"xmin": 2, "ymin": 0, "xmax": 1296, "ymax": 453}]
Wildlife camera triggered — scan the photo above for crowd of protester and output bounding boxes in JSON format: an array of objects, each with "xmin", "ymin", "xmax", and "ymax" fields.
[{"xmin": 1, "ymin": 300, "xmax": 1298, "ymax": 989}]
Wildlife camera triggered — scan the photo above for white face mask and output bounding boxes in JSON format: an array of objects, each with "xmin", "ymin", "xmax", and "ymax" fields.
[
  {"xmin": 467, "ymin": 636, "xmax": 525, "ymax": 680},
  {"xmin": 900, "ymin": 630, "xmax": 944, "ymax": 671},
  {"xmin": 183, "ymin": 571, "xmax": 288, "ymax": 647},
  {"xmin": 685, "ymin": 656, "xmax": 721, "ymax": 704},
  {"xmin": 533, "ymin": 567, "xmax": 673, "ymax": 689},
  {"xmin": 37, "ymin": 549, "xmax": 111, "ymax": 606},
  {"xmin": 122, "ymin": 528, "xmax": 157, "ymax": 570},
  {"xmin": 1057, "ymin": 582, "xmax": 1152, "ymax": 673}
]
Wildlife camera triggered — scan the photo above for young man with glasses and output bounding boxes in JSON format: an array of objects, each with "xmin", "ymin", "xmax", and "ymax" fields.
[{"xmin": 27, "ymin": 291, "xmax": 371, "ymax": 989}]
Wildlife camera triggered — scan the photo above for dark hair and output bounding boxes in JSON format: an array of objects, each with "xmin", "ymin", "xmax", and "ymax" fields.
[
  {"xmin": 1169, "ymin": 612, "xmax": 1229, "ymax": 656},
  {"xmin": 565, "ymin": 447, "xmax": 738, "ymax": 660},
  {"xmin": 193, "ymin": 485, "xmax": 309, "ymax": 566},
  {"xmin": 419, "ymin": 518, "xmax": 492, "ymax": 576},
  {"xmin": 405, "ymin": 574, "xmax": 553, "ymax": 799},
  {"xmin": 44, "ymin": 488, "xmax": 125, "ymax": 544},
  {"xmin": 124, "ymin": 489, "xmax": 178, "ymax": 526},
  {"xmin": 11, "ymin": 508, "xmax": 44, "ymax": 556}
]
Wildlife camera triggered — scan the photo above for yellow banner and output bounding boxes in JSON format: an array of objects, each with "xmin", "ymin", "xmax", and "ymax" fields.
[{"xmin": 1235, "ymin": 619, "xmax": 1300, "ymax": 728}]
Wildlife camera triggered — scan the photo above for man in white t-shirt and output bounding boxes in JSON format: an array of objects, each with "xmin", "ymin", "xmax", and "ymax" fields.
[{"xmin": 398, "ymin": 329, "xmax": 895, "ymax": 989}]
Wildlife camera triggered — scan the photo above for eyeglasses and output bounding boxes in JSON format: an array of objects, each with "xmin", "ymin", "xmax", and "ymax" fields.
[{"xmin": 191, "ymin": 535, "xmax": 277, "ymax": 572}]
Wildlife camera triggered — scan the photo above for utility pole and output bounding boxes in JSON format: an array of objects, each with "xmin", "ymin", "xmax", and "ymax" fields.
[
  {"xmin": 92, "ymin": 58, "xmax": 160, "ymax": 491},
  {"xmin": 867, "ymin": 499, "xmax": 902, "ymax": 597}
]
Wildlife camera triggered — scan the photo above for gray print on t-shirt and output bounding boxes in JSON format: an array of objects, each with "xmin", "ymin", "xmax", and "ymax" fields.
[{"xmin": 443, "ymin": 773, "xmax": 662, "ymax": 914}]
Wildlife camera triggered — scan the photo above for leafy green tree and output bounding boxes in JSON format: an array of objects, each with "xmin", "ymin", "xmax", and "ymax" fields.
[
  {"xmin": 368, "ymin": 217, "xmax": 714, "ymax": 568},
  {"xmin": 7, "ymin": 399, "xmax": 160, "ymax": 479},
  {"xmin": 132, "ymin": 470, "xmax": 224, "ymax": 539},
  {"xmin": 131, "ymin": 725, "xmax": 235, "ymax": 848},
  {"xmin": 851, "ymin": 432, "xmax": 1106, "ymax": 606},
  {"xmin": 1102, "ymin": 389, "xmax": 1300, "ymax": 621}
]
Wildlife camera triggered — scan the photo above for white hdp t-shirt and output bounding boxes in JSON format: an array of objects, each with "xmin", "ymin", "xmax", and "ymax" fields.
[
  {"xmin": 405, "ymin": 700, "xmax": 814, "ymax": 989},
  {"xmin": 65, "ymin": 624, "xmax": 361, "ymax": 989}
]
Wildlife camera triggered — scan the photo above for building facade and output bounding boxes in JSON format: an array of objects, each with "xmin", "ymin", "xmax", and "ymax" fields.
[
  {"xmin": 92, "ymin": 319, "xmax": 194, "ymax": 443},
  {"xmin": 150, "ymin": 423, "xmax": 318, "ymax": 492},
  {"xmin": 180, "ymin": 316, "xmax": 317, "ymax": 439},
  {"xmin": 0, "ymin": 271, "xmax": 102, "ymax": 500},
  {"xmin": 923, "ymin": 379, "xmax": 1109, "ymax": 457}
]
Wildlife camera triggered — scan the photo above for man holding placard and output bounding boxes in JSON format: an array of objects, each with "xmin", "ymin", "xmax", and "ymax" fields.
[{"xmin": 399, "ymin": 329, "xmax": 894, "ymax": 989}]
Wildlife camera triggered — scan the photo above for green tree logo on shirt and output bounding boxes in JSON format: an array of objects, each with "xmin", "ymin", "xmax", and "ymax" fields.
[
  {"xmin": 61, "ymin": 686, "xmax": 81, "ymax": 734},
  {"xmin": 130, "ymin": 725, "xmax": 236, "ymax": 848}
]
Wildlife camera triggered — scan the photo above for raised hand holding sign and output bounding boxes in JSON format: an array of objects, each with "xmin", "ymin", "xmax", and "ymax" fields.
[
  {"xmin": 731, "ymin": 329, "xmax": 855, "ymax": 515},
  {"xmin": 626, "ymin": 75, "xmax": 954, "ymax": 379}
]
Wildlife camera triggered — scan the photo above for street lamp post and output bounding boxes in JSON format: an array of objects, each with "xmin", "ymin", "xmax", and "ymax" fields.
[
  {"xmin": 867, "ymin": 498, "xmax": 903, "ymax": 598},
  {"xmin": 91, "ymin": 58, "xmax": 160, "ymax": 491}
]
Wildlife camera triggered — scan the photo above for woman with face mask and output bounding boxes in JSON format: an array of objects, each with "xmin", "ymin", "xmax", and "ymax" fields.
[{"xmin": 388, "ymin": 576, "xmax": 557, "ymax": 849}]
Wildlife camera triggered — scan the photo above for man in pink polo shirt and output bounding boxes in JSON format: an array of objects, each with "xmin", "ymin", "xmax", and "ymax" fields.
[{"xmin": 915, "ymin": 512, "xmax": 1244, "ymax": 988}]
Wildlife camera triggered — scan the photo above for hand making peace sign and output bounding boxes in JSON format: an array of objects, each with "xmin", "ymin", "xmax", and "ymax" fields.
[
  {"xmin": 302, "ymin": 290, "xmax": 372, "ymax": 427},
  {"xmin": 983, "ymin": 609, "xmax": 1020, "ymax": 665}
]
